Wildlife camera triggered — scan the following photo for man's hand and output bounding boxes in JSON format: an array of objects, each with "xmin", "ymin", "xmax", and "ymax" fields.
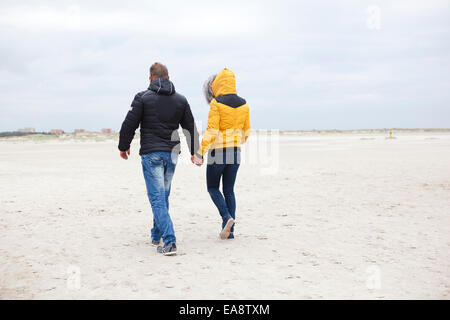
[
  {"xmin": 191, "ymin": 154, "xmax": 204, "ymax": 166},
  {"xmin": 120, "ymin": 149, "xmax": 130, "ymax": 160}
]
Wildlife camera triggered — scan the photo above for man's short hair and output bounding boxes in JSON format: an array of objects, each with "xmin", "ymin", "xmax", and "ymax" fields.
[{"xmin": 150, "ymin": 62, "xmax": 169, "ymax": 79}]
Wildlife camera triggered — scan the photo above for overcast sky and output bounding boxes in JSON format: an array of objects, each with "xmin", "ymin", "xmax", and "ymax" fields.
[{"xmin": 1, "ymin": 0, "xmax": 449, "ymax": 131}]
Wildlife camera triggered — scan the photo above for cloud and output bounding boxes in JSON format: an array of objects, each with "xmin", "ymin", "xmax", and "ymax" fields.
[
  {"xmin": 0, "ymin": 0, "xmax": 449, "ymax": 131},
  {"xmin": 0, "ymin": 1, "xmax": 271, "ymax": 36}
]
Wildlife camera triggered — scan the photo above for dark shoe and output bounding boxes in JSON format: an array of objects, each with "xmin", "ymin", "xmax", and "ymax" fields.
[
  {"xmin": 152, "ymin": 240, "xmax": 161, "ymax": 246},
  {"xmin": 227, "ymin": 233, "xmax": 234, "ymax": 239},
  {"xmin": 157, "ymin": 243, "xmax": 177, "ymax": 256},
  {"xmin": 220, "ymin": 218, "xmax": 235, "ymax": 240}
]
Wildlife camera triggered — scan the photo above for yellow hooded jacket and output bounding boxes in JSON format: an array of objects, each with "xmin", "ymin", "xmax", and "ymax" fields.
[{"xmin": 197, "ymin": 68, "xmax": 251, "ymax": 156}]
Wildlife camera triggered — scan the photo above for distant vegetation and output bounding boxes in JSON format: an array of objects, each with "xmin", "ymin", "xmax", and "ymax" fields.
[
  {"xmin": 0, "ymin": 131, "xmax": 121, "ymax": 142},
  {"xmin": 0, "ymin": 131, "xmax": 52, "ymax": 137}
]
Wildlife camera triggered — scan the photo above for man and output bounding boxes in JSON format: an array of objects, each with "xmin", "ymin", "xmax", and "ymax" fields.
[{"xmin": 118, "ymin": 62, "xmax": 201, "ymax": 256}]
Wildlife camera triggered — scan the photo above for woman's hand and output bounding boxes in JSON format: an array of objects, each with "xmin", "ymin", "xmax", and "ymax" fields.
[{"xmin": 191, "ymin": 154, "xmax": 204, "ymax": 166}]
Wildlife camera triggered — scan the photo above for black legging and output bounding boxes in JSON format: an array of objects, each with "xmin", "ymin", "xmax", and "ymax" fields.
[{"xmin": 206, "ymin": 148, "xmax": 240, "ymax": 233}]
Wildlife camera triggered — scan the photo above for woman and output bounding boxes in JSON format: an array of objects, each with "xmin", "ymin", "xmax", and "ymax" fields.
[{"xmin": 193, "ymin": 68, "xmax": 251, "ymax": 240}]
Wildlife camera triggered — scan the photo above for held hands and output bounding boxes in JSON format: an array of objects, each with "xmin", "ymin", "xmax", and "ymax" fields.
[
  {"xmin": 191, "ymin": 154, "xmax": 204, "ymax": 167},
  {"xmin": 121, "ymin": 149, "xmax": 202, "ymax": 166},
  {"xmin": 120, "ymin": 149, "xmax": 130, "ymax": 160}
]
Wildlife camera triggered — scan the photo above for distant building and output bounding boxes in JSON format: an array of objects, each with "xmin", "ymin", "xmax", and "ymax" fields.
[
  {"xmin": 50, "ymin": 129, "xmax": 64, "ymax": 135},
  {"xmin": 101, "ymin": 128, "xmax": 113, "ymax": 134},
  {"xmin": 74, "ymin": 129, "xmax": 85, "ymax": 133},
  {"xmin": 17, "ymin": 128, "xmax": 35, "ymax": 133}
]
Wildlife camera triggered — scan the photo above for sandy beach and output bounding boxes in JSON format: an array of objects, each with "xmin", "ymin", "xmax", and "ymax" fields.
[{"xmin": 0, "ymin": 131, "xmax": 449, "ymax": 299}]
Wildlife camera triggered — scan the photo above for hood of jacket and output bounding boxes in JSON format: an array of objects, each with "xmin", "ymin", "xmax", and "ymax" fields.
[
  {"xmin": 149, "ymin": 78, "xmax": 175, "ymax": 95},
  {"xmin": 211, "ymin": 68, "xmax": 237, "ymax": 97}
]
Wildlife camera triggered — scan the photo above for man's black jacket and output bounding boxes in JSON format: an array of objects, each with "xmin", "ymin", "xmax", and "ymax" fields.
[{"xmin": 118, "ymin": 78, "xmax": 199, "ymax": 156}]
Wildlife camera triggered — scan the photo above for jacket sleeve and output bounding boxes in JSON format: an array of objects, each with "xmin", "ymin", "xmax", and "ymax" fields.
[
  {"xmin": 243, "ymin": 107, "xmax": 251, "ymax": 143},
  {"xmin": 197, "ymin": 100, "xmax": 220, "ymax": 157},
  {"xmin": 180, "ymin": 100, "xmax": 200, "ymax": 155},
  {"xmin": 118, "ymin": 93, "xmax": 144, "ymax": 151}
]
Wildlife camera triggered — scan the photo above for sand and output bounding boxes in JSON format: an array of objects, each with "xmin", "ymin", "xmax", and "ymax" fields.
[{"xmin": 0, "ymin": 131, "xmax": 449, "ymax": 299}]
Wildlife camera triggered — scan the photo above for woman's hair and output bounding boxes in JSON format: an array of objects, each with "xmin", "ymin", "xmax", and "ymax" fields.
[{"xmin": 203, "ymin": 74, "xmax": 217, "ymax": 104}]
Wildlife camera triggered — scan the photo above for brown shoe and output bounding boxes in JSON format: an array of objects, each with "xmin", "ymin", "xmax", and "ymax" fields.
[{"xmin": 220, "ymin": 218, "xmax": 235, "ymax": 240}]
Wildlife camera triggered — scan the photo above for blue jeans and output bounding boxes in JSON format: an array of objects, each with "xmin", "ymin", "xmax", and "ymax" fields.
[
  {"xmin": 141, "ymin": 152, "xmax": 178, "ymax": 246},
  {"xmin": 206, "ymin": 148, "xmax": 240, "ymax": 233}
]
